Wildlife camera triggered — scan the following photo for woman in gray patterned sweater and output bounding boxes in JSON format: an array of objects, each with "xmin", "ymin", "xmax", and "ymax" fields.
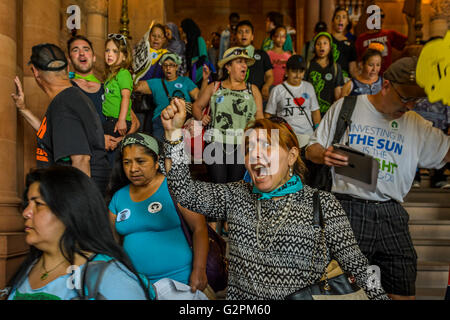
[{"xmin": 160, "ymin": 98, "xmax": 389, "ymax": 300}]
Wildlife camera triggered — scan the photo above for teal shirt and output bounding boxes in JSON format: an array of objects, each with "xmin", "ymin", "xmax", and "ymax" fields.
[
  {"xmin": 147, "ymin": 76, "xmax": 197, "ymax": 120},
  {"xmin": 103, "ymin": 68, "xmax": 133, "ymax": 121},
  {"xmin": 109, "ymin": 179, "xmax": 193, "ymax": 284},
  {"xmin": 8, "ymin": 254, "xmax": 149, "ymax": 300}
]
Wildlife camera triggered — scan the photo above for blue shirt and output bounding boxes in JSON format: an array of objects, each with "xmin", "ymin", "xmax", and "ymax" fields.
[
  {"xmin": 147, "ymin": 76, "xmax": 197, "ymax": 120},
  {"xmin": 109, "ymin": 179, "xmax": 193, "ymax": 284},
  {"xmin": 8, "ymin": 254, "xmax": 148, "ymax": 300}
]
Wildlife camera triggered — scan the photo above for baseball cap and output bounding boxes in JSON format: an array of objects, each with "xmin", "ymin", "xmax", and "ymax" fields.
[
  {"xmin": 286, "ymin": 55, "xmax": 306, "ymax": 71},
  {"xmin": 159, "ymin": 52, "xmax": 182, "ymax": 66},
  {"xmin": 383, "ymin": 56, "xmax": 418, "ymax": 85},
  {"xmin": 28, "ymin": 43, "xmax": 68, "ymax": 71}
]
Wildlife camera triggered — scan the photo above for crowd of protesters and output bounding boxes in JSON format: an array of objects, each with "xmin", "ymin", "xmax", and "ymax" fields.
[{"xmin": 5, "ymin": 6, "xmax": 450, "ymax": 301}]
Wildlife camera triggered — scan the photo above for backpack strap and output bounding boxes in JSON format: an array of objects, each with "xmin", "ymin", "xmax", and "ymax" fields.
[
  {"xmin": 76, "ymin": 257, "xmax": 114, "ymax": 300},
  {"xmin": 332, "ymin": 96, "xmax": 357, "ymax": 145}
]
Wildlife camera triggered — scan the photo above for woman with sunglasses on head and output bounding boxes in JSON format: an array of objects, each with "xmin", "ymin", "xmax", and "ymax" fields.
[
  {"xmin": 103, "ymin": 34, "xmax": 134, "ymax": 138},
  {"xmin": 106, "ymin": 133, "xmax": 209, "ymax": 297},
  {"xmin": 192, "ymin": 47, "xmax": 264, "ymax": 184},
  {"xmin": 159, "ymin": 98, "xmax": 388, "ymax": 300},
  {"xmin": 6, "ymin": 166, "xmax": 151, "ymax": 300}
]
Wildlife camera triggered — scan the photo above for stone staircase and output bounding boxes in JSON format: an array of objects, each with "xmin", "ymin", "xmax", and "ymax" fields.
[{"xmin": 403, "ymin": 187, "xmax": 450, "ymax": 300}]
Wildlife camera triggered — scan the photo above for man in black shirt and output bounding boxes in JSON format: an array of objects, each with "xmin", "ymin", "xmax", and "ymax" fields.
[
  {"xmin": 14, "ymin": 43, "xmax": 110, "ymax": 193},
  {"xmin": 235, "ymin": 20, "xmax": 273, "ymax": 103}
]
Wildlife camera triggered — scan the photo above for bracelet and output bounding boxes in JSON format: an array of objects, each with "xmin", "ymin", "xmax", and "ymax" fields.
[{"xmin": 164, "ymin": 135, "xmax": 183, "ymax": 145}]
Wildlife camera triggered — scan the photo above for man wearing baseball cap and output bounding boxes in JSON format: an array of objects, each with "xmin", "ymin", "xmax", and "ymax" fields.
[
  {"xmin": 135, "ymin": 52, "xmax": 205, "ymax": 141},
  {"xmin": 15, "ymin": 43, "xmax": 110, "ymax": 193},
  {"xmin": 306, "ymin": 56, "xmax": 450, "ymax": 300}
]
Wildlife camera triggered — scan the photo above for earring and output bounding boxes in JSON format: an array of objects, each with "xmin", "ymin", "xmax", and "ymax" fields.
[{"xmin": 289, "ymin": 167, "xmax": 293, "ymax": 177}]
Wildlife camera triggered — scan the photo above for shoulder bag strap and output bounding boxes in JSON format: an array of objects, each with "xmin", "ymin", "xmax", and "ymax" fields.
[
  {"xmin": 332, "ymin": 95, "xmax": 357, "ymax": 145},
  {"xmin": 161, "ymin": 79, "xmax": 171, "ymax": 100},
  {"xmin": 167, "ymin": 190, "xmax": 193, "ymax": 247},
  {"xmin": 281, "ymin": 83, "xmax": 314, "ymax": 130}
]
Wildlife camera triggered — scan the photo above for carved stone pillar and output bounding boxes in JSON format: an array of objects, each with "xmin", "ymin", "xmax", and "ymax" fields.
[
  {"xmin": 305, "ymin": 0, "xmax": 321, "ymax": 42},
  {"xmin": 86, "ymin": 0, "xmax": 108, "ymax": 80},
  {"xmin": 430, "ymin": 0, "xmax": 450, "ymax": 38},
  {"xmin": 0, "ymin": 0, "xmax": 27, "ymax": 289},
  {"xmin": 320, "ymin": 0, "xmax": 336, "ymax": 30}
]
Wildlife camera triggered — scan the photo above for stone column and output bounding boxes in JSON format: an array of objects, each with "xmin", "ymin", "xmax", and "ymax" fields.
[
  {"xmin": 0, "ymin": 0, "xmax": 26, "ymax": 290},
  {"xmin": 320, "ymin": 0, "xmax": 336, "ymax": 30},
  {"xmin": 86, "ymin": 0, "xmax": 108, "ymax": 80},
  {"xmin": 0, "ymin": 0, "xmax": 61, "ymax": 290},
  {"xmin": 305, "ymin": 0, "xmax": 320, "ymax": 42}
]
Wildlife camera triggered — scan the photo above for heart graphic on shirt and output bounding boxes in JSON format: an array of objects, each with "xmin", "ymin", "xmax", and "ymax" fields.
[{"xmin": 294, "ymin": 97, "xmax": 305, "ymax": 107}]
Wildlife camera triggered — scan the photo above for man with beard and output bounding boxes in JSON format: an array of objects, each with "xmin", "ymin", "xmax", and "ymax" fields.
[
  {"xmin": 13, "ymin": 35, "xmax": 139, "ymax": 167},
  {"xmin": 12, "ymin": 43, "xmax": 111, "ymax": 194}
]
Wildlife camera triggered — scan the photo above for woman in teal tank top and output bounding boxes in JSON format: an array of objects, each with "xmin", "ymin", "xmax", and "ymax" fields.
[{"xmin": 106, "ymin": 133, "xmax": 209, "ymax": 293}]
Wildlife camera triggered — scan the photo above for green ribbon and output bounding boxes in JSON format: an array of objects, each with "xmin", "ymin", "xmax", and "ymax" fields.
[{"xmin": 70, "ymin": 72, "xmax": 101, "ymax": 83}]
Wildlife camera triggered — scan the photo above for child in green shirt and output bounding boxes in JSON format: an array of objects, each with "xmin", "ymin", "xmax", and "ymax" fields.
[{"xmin": 103, "ymin": 34, "xmax": 133, "ymax": 138}]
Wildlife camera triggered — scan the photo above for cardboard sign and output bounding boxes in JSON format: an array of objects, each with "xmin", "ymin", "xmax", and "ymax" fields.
[{"xmin": 416, "ymin": 31, "xmax": 450, "ymax": 105}]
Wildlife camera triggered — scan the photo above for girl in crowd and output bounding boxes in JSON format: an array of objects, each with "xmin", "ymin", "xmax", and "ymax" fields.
[
  {"xmin": 103, "ymin": 34, "xmax": 133, "ymax": 138},
  {"xmin": 265, "ymin": 55, "xmax": 320, "ymax": 148},
  {"xmin": 107, "ymin": 133, "xmax": 209, "ymax": 293},
  {"xmin": 341, "ymin": 42, "xmax": 384, "ymax": 97},
  {"xmin": 7, "ymin": 166, "xmax": 150, "ymax": 300},
  {"xmin": 305, "ymin": 32, "xmax": 344, "ymax": 116},
  {"xmin": 267, "ymin": 26, "xmax": 292, "ymax": 86},
  {"xmin": 192, "ymin": 47, "xmax": 264, "ymax": 184},
  {"xmin": 165, "ymin": 22, "xmax": 187, "ymax": 76},
  {"xmin": 180, "ymin": 18, "xmax": 210, "ymax": 87},
  {"xmin": 330, "ymin": 7, "xmax": 358, "ymax": 80},
  {"xmin": 159, "ymin": 98, "xmax": 388, "ymax": 300},
  {"xmin": 261, "ymin": 11, "xmax": 294, "ymax": 53}
]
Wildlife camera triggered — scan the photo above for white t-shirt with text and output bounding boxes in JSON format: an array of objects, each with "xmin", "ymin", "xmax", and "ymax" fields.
[{"xmin": 309, "ymin": 95, "xmax": 450, "ymax": 202}]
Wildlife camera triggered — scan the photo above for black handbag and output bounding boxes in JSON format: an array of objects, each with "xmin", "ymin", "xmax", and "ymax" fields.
[{"xmin": 285, "ymin": 191, "xmax": 368, "ymax": 300}]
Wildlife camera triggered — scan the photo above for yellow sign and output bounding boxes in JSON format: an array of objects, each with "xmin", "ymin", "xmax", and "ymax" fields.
[{"xmin": 416, "ymin": 31, "xmax": 450, "ymax": 104}]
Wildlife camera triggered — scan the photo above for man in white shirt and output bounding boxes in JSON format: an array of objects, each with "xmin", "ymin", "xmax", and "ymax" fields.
[{"xmin": 306, "ymin": 57, "xmax": 450, "ymax": 300}]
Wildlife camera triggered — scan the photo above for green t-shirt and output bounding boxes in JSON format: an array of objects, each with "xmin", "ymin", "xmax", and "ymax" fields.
[{"xmin": 103, "ymin": 68, "xmax": 133, "ymax": 121}]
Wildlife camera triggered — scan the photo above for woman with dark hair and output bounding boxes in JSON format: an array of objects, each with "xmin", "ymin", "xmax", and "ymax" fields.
[
  {"xmin": 180, "ymin": 18, "xmax": 210, "ymax": 87},
  {"xmin": 106, "ymin": 132, "xmax": 209, "ymax": 295},
  {"xmin": 165, "ymin": 22, "xmax": 187, "ymax": 76},
  {"xmin": 6, "ymin": 166, "xmax": 150, "ymax": 300},
  {"xmin": 159, "ymin": 99, "xmax": 388, "ymax": 300},
  {"xmin": 330, "ymin": 7, "xmax": 358, "ymax": 80},
  {"xmin": 341, "ymin": 43, "xmax": 384, "ymax": 97},
  {"xmin": 305, "ymin": 32, "xmax": 344, "ymax": 115}
]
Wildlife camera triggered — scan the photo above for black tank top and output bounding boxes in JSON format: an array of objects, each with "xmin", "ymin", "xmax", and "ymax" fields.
[{"xmin": 71, "ymin": 80, "xmax": 106, "ymax": 123}]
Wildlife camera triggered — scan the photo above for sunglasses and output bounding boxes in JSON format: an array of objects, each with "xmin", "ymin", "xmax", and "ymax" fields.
[
  {"xmin": 108, "ymin": 33, "xmax": 127, "ymax": 46},
  {"xmin": 224, "ymin": 48, "xmax": 249, "ymax": 59},
  {"xmin": 391, "ymin": 83, "xmax": 421, "ymax": 104}
]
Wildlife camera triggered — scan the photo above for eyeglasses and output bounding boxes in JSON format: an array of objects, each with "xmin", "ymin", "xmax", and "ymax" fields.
[
  {"xmin": 162, "ymin": 63, "xmax": 178, "ymax": 69},
  {"xmin": 390, "ymin": 83, "xmax": 421, "ymax": 104},
  {"xmin": 108, "ymin": 33, "xmax": 127, "ymax": 46},
  {"xmin": 224, "ymin": 48, "xmax": 248, "ymax": 59}
]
